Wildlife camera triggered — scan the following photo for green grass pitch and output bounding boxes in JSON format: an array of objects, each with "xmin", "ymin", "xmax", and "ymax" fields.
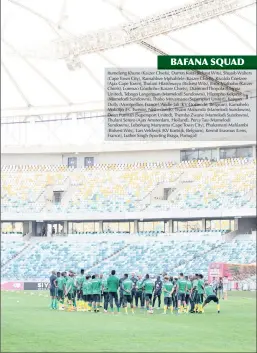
[{"xmin": 1, "ymin": 290, "xmax": 256, "ymax": 352}]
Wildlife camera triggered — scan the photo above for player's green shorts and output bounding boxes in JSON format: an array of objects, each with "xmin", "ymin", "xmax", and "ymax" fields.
[
  {"xmin": 123, "ymin": 295, "xmax": 132, "ymax": 304},
  {"xmin": 204, "ymin": 295, "xmax": 219, "ymax": 304},
  {"xmin": 92, "ymin": 294, "xmax": 100, "ymax": 302},
  {"xmin": 197, "ymin": 293, "xmax": 204, "ymax": 304},
  {"xmin": 57, "ymin": 289, "xmax": 64, "ymax": 299},
  {"xmin": 83, "ymin": 294, "xmax": 92, "ymax": 302},
  {"xmin": 145, "ymin": 293, "xmax": 152, "ymax": 301},
  {"xmin": 67, "ymin": 291, "xmax": 75, "ymax": 301},
  {"xmin": 164, "ymin": 297, "xmax": 172, "ymax": 306},
  {"xmin": 178, "ymin": 292, "xmax": 186, "ymax": 301}
]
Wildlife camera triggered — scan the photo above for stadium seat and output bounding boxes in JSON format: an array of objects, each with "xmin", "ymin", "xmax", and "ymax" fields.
[
  {"xmin": 1, "ymin": 159, "xmax": 256, "ymax": 213},
  {"xmin": 1, "ymin": 236, "xmax": 256, "ymax": 281}
]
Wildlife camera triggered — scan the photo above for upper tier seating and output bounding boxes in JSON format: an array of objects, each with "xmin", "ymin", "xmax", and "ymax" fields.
[{"xmin": 1, "ymin": 158, "xmax": 256, "ymax": 213}]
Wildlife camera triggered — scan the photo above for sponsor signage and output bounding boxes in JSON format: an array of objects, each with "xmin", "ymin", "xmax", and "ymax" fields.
[
  {"xmin": 37, "ymin": 282, "xmax": 48, "ymax": 290},
  {"xmin": 1, "ymin": 281, "xmax": 24, "ymax": 290},
  {"xmin": 24, "ymin": 282, "xmax": 48, "ymax": 290}
]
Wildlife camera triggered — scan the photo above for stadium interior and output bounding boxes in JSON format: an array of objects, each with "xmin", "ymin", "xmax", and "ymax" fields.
[
  {"xmin": 1, "ymin": 0, "xmax": 257, "ymax": 351},
  {"xmin": 1, "ymin": 147, "xmax": 256, "ymax": 289}
]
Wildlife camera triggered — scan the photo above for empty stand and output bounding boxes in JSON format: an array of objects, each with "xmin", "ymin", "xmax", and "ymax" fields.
[
  {"xmin": 1, "ymin": 240, "xmax": 27, "ymax": 266},
  {"xmin": 1, "ymin": 158, "xmax": 256, "ymax": 213},
  {"xmin": 1, "ymin": 234, "xmax": 256, "ymax": 281}
]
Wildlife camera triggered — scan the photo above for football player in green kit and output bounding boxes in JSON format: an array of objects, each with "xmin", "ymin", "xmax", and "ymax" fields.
[
  {"xmin": 75, "ymin": 269, "xmax": 85, "ymax": 311},
  {"xmin": 162, "ymin": 276, "xmax": 175, "ymax": 314},
  {"xmin": 143, "ymin": 274, "xmax": 155, "ymax": 314},
  {"xmin": 122, "ymin": 274, "xmax": 135, "ymax": 314},
  {"xmin": 91, "ymin": 274, "xmax": 102, "ymax": 313},
  {"xmin": 107, "ymin": 270, "xmax": 120, "ymax": 313},
  {"xmin": 203, "ymin": 281, "xmax": 220, "ymax": 313},
  {"xmin": 191, "ymin": 274, "xmax": 199, "ymax": 313},
  {"xmin": 185, "ymin": 275, "xmax": 192, "ymax": 313},
  {"xmin": 197, "ymin": 274, "xmax": 205, "ymax": 313},
  {"xmin": 65, "ymin": 271, "xmax": 76, "ymax": 311},
  {"xmin": 176, "ymin": 273, "xmax": 187, "ymax": 314},
  {"xmin": 82, "ymin": 275, "xmax": 92, "ymax": 312},
  {"xmin": 135, "ymin": 275, "xmax": 145, "ymax": 309}
]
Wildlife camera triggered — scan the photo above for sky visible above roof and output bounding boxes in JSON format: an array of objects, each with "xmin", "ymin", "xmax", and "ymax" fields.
[
  {"xmin": 1, "ymin": 0, "xmax": 256, "ymax": 148},
  {"xmin": 1, "ymin": 0, "xmax": 256, "ymax": 114}
]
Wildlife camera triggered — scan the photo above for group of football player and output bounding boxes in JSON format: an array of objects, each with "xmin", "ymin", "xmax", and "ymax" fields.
[{"xmin": 49, "ymin": 270, "xmax": 221, "ymax": 314}]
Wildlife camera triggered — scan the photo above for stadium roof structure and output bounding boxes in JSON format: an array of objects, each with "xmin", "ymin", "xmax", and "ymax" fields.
[{"xmin": 1, "ymin": 0, "xmax": 256, "ymax": 147}]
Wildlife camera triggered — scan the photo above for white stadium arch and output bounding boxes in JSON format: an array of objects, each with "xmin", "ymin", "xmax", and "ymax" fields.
[{"xmin": 1, "ymin": 0, "xmax": 256, "ymax": 148}]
